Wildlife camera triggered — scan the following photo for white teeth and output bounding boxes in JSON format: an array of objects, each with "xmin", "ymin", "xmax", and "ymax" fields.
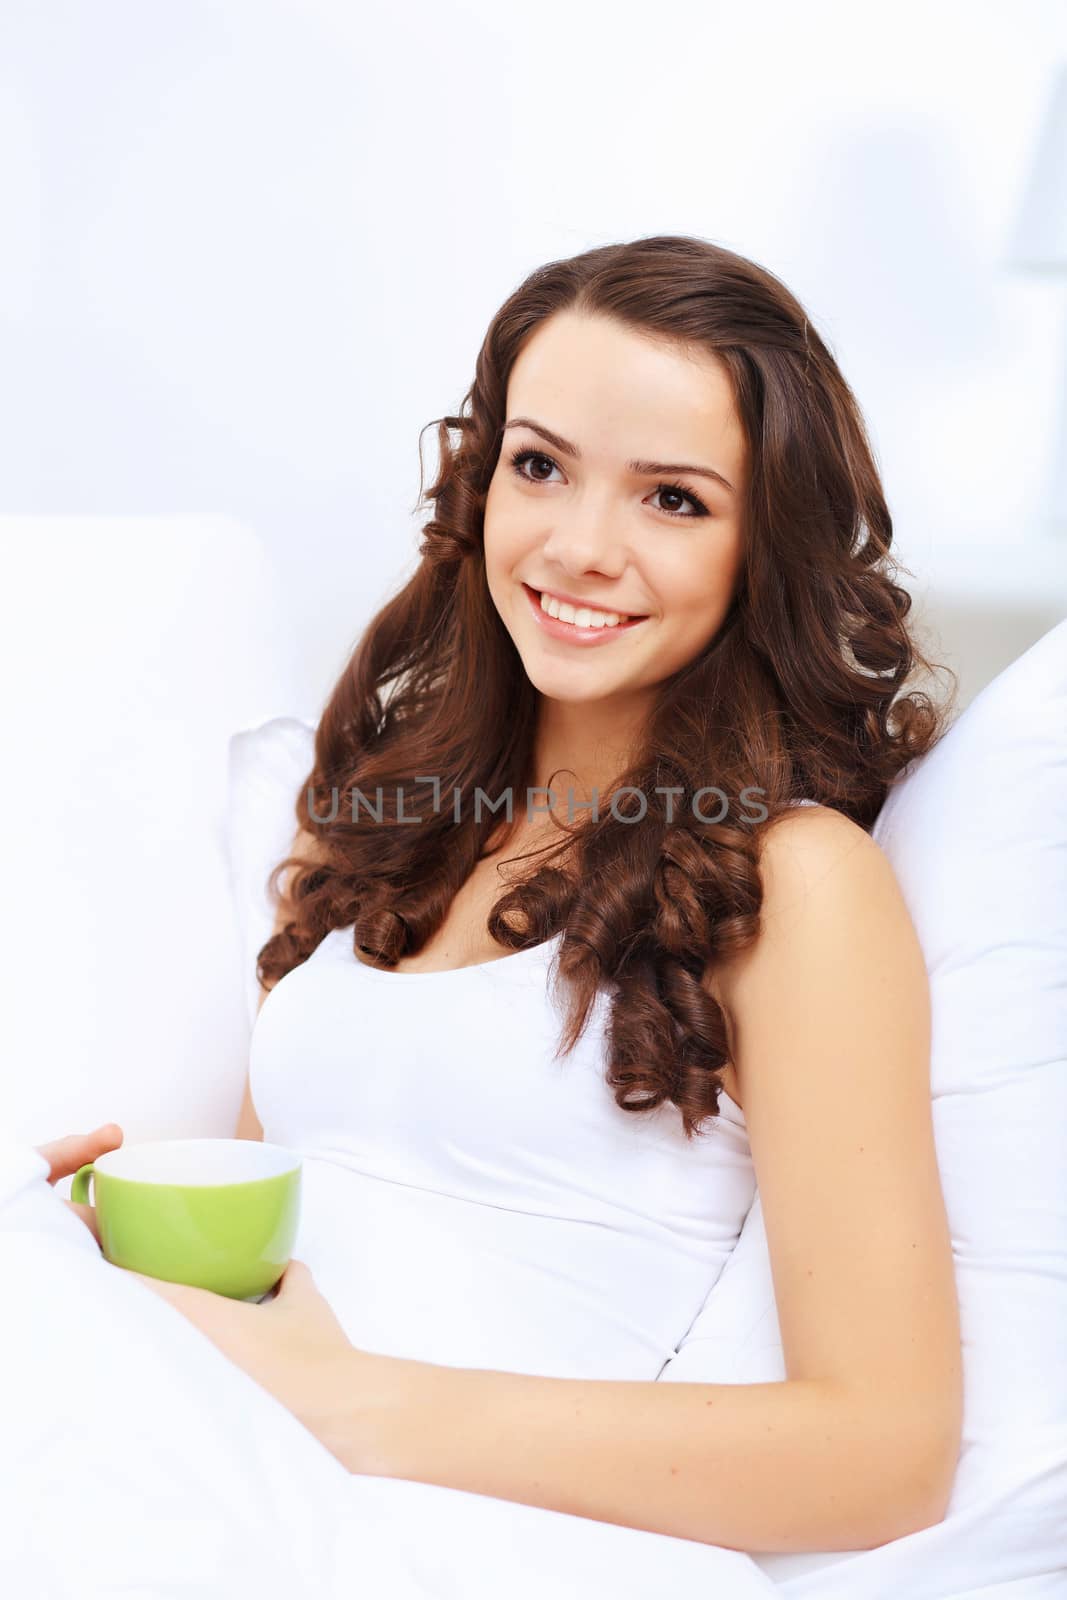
[{"xmin": 538, "ymin": 591, "xmax": 627, "ymax": 628}]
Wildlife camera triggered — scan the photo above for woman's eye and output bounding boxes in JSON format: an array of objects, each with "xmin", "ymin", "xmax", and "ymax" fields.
[
  {"xmin": 649, "ymin": 485, "xmax": 709, "ymax": 519},
  {"xmin": 507, "ymin": 447, "xmax": 710, "ymax": 520},
  {"xmin": 509, "ymin": 448, "xmax": 560, "ymax": 484}
]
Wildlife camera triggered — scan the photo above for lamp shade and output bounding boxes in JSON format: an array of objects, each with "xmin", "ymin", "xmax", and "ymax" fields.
[{"xmin": 1008, "ymin": 63, "xmax": 1067, "ymax": 272}]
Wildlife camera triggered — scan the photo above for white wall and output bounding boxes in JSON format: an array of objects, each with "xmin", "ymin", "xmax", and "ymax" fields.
[{"xmin": 3, "ymin": 0, "xmax": 1066, "ymax": 713}]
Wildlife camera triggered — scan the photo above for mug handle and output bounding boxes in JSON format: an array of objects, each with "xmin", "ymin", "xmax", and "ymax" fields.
[{"xmin": 70, "ymin": 1162, "xmax": 95, "ymax": 1204}]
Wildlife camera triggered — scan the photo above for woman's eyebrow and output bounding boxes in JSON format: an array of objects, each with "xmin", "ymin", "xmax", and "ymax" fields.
[{"xmin": 503, "ymin": 416, "xmax": 735, "ymax": 495}]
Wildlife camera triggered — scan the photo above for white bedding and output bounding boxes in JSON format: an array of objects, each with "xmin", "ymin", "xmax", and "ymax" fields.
[
  {"xmin": 0, "ymin": 1139, "xmax": 780, "ymax": 1600},
  {"xmin": 8, "ymin": 1134, "xmax": 1063, "ymax": 1599}
]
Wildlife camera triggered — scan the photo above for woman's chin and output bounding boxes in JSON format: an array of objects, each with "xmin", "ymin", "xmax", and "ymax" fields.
[{"xmin": 519, "ymin": 662, "xmax": 623, "ymax": 702}]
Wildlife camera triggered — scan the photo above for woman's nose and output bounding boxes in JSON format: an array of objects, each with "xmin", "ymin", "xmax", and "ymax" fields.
[{"xmin": 539, "ymin": 509, "xmax": 629, "ymax": 579}]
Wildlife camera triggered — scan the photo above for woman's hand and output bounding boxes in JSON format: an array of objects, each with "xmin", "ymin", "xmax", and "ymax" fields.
[
  {"xmin": 35, "ymin": 1128, "xmax": 390, "ymax": 1469},
  {"xmin": 35, "ymin": 1122, "xmax": 124, "ymax": 1246},
  {"xmin": 126, "ymin": 1257, "xmax": 376, "ymax": 1467}
]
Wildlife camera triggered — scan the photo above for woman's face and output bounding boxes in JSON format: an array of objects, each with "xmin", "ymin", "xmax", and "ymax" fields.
[{"xmin": 483, "ymin": 310, "xmax": 747, "ymax": 715}]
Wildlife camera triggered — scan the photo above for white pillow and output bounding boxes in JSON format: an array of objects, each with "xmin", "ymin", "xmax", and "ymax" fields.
[
  {"xmin": 226, "ymin": 716, "xmax": 319, "ymax": 1029},
  {"xmin": 662, "ymin": 616, "xmax": 1067, "ymax": 1594}
]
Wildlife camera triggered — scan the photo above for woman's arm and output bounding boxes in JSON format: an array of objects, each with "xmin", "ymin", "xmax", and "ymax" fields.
[{"xmin": 325, "ymin": 807, "xmax": 963, "ymax": 1554}]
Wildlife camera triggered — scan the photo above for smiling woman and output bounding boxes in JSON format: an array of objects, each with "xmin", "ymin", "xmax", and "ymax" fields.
[{"xmin": 238, "ymin": 234, "xmax": 963, "ymax": 1561}]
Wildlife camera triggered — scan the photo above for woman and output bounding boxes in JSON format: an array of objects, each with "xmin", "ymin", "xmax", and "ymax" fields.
[{"xmin": 29, "ymin": 234, "xmax": 961, "ymax": 1587}]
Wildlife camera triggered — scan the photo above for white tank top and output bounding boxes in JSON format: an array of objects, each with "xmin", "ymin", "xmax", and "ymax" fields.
[{"xmin": 250, "ymin": 802, "xmax": 817, "ymax": 1381}]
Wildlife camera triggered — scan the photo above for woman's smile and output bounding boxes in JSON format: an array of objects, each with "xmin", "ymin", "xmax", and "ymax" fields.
[{"xmin": 521, "ymin": 582, "xmax": 651, "ymax": 647}]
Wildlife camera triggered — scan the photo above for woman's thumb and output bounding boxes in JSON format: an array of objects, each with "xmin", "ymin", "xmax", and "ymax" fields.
[{"xmin": 277, "ymin": 1258, "xmax": 312, "ymax": 1294}]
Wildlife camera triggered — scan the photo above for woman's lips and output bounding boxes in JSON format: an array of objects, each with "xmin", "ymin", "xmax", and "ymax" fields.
[{"xmin": 521, "ymin": 583, "xmax": 649, "ymax": 646}]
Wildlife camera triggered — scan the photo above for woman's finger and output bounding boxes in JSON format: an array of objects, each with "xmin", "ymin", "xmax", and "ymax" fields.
[{"xmin": 36, "ymin": 1124, "xmax": 124, "ymax": 1184}]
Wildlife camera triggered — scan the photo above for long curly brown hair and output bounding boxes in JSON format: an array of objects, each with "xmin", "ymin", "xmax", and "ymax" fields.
[{"xmin": 257, "ymin": 234, "xmax": 956, "ymax": 1140}]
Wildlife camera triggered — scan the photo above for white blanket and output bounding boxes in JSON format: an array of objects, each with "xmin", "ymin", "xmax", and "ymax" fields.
[
  {"xmin": 0, "ymin": 1139, "xmax": 780, "ymax": 1600},
  {"xmin": 4, "ymin": 1137, "xmax": 1064, "ymax": 1599}
]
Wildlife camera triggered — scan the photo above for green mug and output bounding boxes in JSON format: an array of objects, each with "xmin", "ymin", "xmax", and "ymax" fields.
[{"xmin": 71, "ymin": 1138, "xmax": 302, "ymax": 1302}]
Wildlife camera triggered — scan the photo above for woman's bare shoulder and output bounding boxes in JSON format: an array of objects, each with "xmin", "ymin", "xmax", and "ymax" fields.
[
  {"xmin": 704, "ymin": 804, "xmax": 881, "ymax": 999},
  {"xmin": 755, "ymin": 801, "xmax": 877, "ymax": 918}
]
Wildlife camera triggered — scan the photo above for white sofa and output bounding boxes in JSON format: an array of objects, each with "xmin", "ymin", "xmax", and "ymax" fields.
[{"xmin": 2, "ymin": 515, "xmax": 1064, "ymax": 1597}]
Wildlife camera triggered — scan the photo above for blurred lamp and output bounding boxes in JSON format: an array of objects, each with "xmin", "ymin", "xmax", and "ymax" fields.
[{"xmin": 1007, "ymin": 64, "xmax": 1067, "ymax": 533}]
